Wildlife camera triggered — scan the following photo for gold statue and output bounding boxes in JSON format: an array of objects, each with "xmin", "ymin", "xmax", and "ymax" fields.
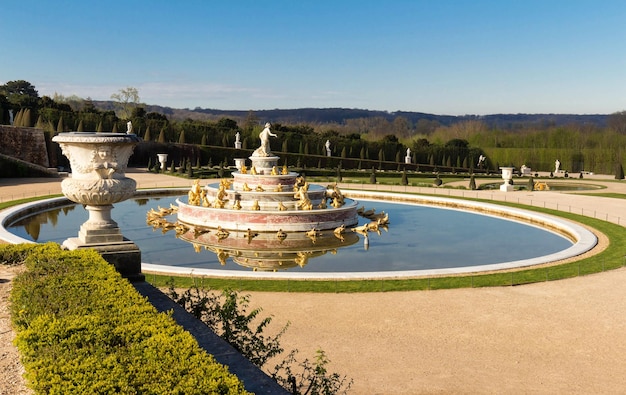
[
  {"xmin": 276, "ymin": 229, "xmax": 287, "ymax": 242},
  {"xmin": 245, "ymin": 228, "xmax": 259, "ymax": 243},
  {"xmin": 273, "ymin": 184, "xmax": 283, "ymax": 192},
  {"xmin": 278, "ymin": 201, "xmax": 288, "ymax": 211},
  {"xmin": 188, "ymin": 179, "xmax": 203, "ymax": 206},
  {"xmin": 271, "ymin": 166, "xmax": 278, "ymax": 175},
  {"xmin": 240, "ymin": 164, "xmax": 247, "ymax": 174},
  {"xmin": 232, "ymin": 199, "xmax": 242, "ymax": 210},
  {"xmin": 255, "ymin": 185, "xmax": 265, "ymax": 192},
  {"xmin": 282, "ymin": 164, "xmax": 288, "ymax": 175},
  {"xmin": 333, "ymin": 224, "xmax": 346, "ymax": 241},
  {"xmin": 243, "ymin": 183, "xmax": 252, "ymax": 191},
  {"xmin": 215, "ymin": 226, "xmax": 230, "ymax": 241},
  {"xmin": 251, "ymin": 200, "xmax": 260, "ymax": 210},
  {"xmin": 251, "ymin": 166, "xmax": 258, "ymax": 175}
]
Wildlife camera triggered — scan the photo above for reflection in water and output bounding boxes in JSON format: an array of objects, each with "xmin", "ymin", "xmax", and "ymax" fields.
[
  {"xmin": 6, "ymin": 195, "xmax": 574, "ymax": 273},
  {"xmin": 11, "ymin": 205, "xmax": 78, "ymax": 241}
]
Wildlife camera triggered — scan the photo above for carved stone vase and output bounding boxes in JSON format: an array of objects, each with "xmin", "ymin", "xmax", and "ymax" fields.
[
  {"xmin": 499, "ymin": 166, "xmax": 515, "ymax": 192},
  {"xmin": 52, "ymin": 132, "xmax": 143, "ymax": 281}
]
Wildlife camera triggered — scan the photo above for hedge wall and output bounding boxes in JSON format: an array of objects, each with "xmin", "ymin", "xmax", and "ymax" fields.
[{"xmin": 6, "ymin": 243, "xmax": 249, "ymax": 395}]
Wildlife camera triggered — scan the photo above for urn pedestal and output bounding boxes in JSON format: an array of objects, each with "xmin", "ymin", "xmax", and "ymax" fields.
[{"xmin": 52, "ymin": 132, "xmax": 144, "ymax": 281}]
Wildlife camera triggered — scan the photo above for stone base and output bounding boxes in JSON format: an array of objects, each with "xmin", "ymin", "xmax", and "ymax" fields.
[
  {"xmin": 249, "ymin": 155, "xmax": 279, "ymax": 174},
  {"xmin": 500, "ymin": 183, "xmax": 515, "ymax": 192},
  {"xmin": 62, "ymin": 238, "xmax": 144, "ymax": 282}
]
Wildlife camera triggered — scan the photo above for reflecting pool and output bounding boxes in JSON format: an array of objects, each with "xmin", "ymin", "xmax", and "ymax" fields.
[{"xmin": 6, "ymin": 194, "xmax": 574, "ymax": 273}]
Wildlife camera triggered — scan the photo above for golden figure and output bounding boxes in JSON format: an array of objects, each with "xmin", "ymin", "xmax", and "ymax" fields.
[
  {"xmin": 273, "ymin": 184, "xmax": 283, "ymax": 192},
  {"xmin": 255, "ymin": 185, "xmax": 265, "ymax": 192},
  {"xmin": 243, "ymin": 183, "xmax": 252, "ymax": 191},
  {"xmin": 232, "ymin": 199, "xmax": 242, "ymax": 210},
  {"xmin": 282, "ymin": 164, "xmax": 288, "ymax": 175},
  {"xmin": 276, "ymin": 229, "xmax": 287, "ymax": 242},
  {"xmin": 216, "ymin": 226, "xmax": 230, "ymax": 241},
  {"xmin": 251, "ymin": 166, "xmax": 258, "ymax": 175},
  {"xmin": 240, "ymin": 164, "xmax": 247, "ymax": 174},
  {"xmin": 278, "ymin": 201, "xmax": 288, "ymax": 211},
  {"xmin": 333, "ymin": 224, "xmax": 346, "ymax": 241},
  {"xmin": 271, "ymin": 166, "xmax": 278, "ymax": 175},
  {"xmin": 188, "ymin": 179, "xmax": 203, "ymax": 206},
  {"xmin": 251, "ymin": 200, "xmax": 260, "ymax": 210},
  {"xmin": 245, "ymin": 228, "xmax": 259, "ymax": 243}
]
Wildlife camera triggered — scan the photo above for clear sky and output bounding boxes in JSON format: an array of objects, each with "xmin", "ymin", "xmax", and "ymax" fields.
[{"xmin": 2, "ymin": 0, "xmax": 625, "ymax": 115}]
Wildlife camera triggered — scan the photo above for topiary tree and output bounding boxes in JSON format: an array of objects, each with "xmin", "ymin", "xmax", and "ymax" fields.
[
  {"xmin": 158, "ymin": 128, "xmax": 166, "ymax": 143},
  {"xmin": 527, "ymin": 176, "xmax": 534, "ymax": 191},
  {"xmin": 370, "ymin": 167, "xmax": 377, "ymax": 184},
  {"xmin": 615, "ymin": 163, "xmax": 624, "ymax": 180}
]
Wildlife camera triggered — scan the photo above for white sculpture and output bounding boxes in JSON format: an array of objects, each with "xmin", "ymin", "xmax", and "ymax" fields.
[
  {"xmin": 325, "ymin": 140, "xmax": 332, "ymax": 157},
  {"xmin": 52, "ymin": 132, "xmax": 142, "ymax": 279},
  {"xmin": 126, "ymin": 121, "xmax": 133, "ymax": 134},
  {"xmin": 252, "ymin": 123, "xmax": 277, "ymax": 157},
  {"xmin": 235, "ymin": 131, "xmax": 242, "ymax": 149},
  {"xmin": 405, "ymin": 148, "xmax": 411, "ymax": 164},
  {"xmin": 477, "ymin": 155, "xmax": 486, "ymax": 168},
  {"xmin": 555, "ymin": 159, "xmax": 561, "ymax": 174}
]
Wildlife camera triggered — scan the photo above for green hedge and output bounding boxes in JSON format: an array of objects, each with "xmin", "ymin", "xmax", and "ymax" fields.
[{"xmin": 6, "ymin": 243, "xmax": 249, "ymax": 395}]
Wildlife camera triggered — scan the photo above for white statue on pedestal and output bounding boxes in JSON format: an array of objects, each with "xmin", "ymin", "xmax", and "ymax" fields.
[
  {"xmin": 405, "ymin": 148, "xmax": 411, "ymax": 164},
  {"xmin": 235, "ymin": 131, "xmax": 242, "ymax": 149},
  {"xmin": 325, "ymin": 140, "xmax": 331, "ymax": 157},
  {"xmin": 252, "ymin": 123, "xmax": 277, "ymax": 157},
  {"xmin": 555, "ymin": 159, "xmax": 561, "ymax": 174},
  {"xmin": 126, "ymin": 121, "xmax": 133, "ymax": 134}
]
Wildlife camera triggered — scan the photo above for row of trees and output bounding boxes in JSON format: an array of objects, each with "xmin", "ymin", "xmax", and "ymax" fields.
[{"xmin": 3, "ymin": 79, "xmax": 626, "ymax": 174}]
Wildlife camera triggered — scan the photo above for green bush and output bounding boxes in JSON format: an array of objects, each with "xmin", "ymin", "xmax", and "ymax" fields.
[{"xmin": 7, "ymin": 243, "xmax": 248, "ymax": 395}]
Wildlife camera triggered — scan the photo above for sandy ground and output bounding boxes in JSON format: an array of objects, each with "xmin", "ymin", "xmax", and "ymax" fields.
[
  {"xmin": 0, "ymin": 264, "xmax": 31, "ymax": 395},
  {"xmin": 2, "ymin": 172, "xmax": 626, "ymax": 394}
]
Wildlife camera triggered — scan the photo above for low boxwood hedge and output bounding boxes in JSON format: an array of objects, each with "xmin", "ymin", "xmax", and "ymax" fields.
[{"xmin": 6, "ymin": 243, "xmax": 249, "ymax": 395}]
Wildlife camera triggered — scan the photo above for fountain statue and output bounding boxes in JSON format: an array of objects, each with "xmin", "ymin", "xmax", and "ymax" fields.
[
  {"xmin": 168, "ymin": 121, "xmax": 365, "ymax": 270},
  {"xmin": 52, "ymin": 132, "xmax": 143, "ymax": 280}
]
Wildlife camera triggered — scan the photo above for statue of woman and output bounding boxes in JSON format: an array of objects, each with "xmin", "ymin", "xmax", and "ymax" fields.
[{"xmin": 253, "ymin": 123, "xmax": 277, "ymax": 157}]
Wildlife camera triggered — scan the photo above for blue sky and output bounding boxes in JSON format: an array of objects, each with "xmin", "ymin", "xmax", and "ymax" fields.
[{"xmin": 2, "ymin": 0, "xmax": 625, "ymax": 115}]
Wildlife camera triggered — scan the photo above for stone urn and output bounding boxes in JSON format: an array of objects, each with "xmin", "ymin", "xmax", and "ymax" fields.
[
  {"xmin": 52, "ymin": 132, "xmax": 143, "ymax": 280},
  {"xmin": 500, "ymin": 166, "xmax": 515, "ymax": 192},
  {"xmin": 157, "ymin": 153, "xmax": 168, "ymax": 171}
]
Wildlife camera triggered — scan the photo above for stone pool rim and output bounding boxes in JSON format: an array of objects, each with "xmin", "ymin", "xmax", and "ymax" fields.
[{"xmin": 0, "ymin": 188, "xmax": 598, "ymax": 280}]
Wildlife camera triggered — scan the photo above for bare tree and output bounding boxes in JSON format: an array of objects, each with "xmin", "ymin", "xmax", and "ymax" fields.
[{"xmin": 110, "ymin": 87, "xmax": 140, "ymax": 119}]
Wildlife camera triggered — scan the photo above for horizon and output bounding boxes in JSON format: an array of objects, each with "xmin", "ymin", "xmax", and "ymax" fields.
[{"xmin": 2, "ymin": 1, "xmax": 625, "ymax": 116}]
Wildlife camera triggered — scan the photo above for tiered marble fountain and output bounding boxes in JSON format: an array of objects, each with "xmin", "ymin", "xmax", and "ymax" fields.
[
  {"xmin": 167, "ymin": 123, "xmax": 363, "ymax": 271},
  {"xmin": 52, "ymin": 132, "xmax": 143, "ymax": 280}
]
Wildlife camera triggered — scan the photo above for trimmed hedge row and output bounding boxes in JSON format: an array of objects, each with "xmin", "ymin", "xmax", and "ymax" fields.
[{"xmin": 6, "ymin": 243, "xmax": 249, "ymax": 395}]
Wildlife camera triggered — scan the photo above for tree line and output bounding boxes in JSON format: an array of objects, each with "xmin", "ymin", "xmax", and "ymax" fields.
[{"xmin": 2, "ymin": 79, "xmax": 626, "ymax": 174}]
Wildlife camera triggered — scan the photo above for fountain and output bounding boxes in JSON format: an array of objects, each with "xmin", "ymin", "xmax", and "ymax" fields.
[
  {"xmin": 51, "ymin": 132, "xmax": 143, "ymax": 281},
  {"xmin": 173, "ymin": 123, "xmax": 360, "ymax": 234}
]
